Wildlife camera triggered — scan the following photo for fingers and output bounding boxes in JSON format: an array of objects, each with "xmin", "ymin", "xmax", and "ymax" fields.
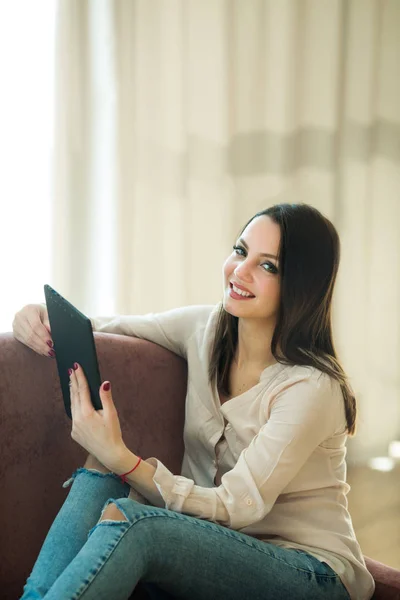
[
  {"xmin": 43, "ymin": 321, "xmax": 52, "ymax": 336},
  {"xmin": 19, "ymin": 319, "xmax": 53, "ymax": 356},
  {"xmin": 13, "ymin": 305, "xmax": 54, "ymax": 357},
  {"xmin": 30, "ymin": 306, "xmax": 54, "ymax": 354},
  {"xmin": 99, "ymin": 382, "xmax": 115, "ymax": 418},
  {"xmin": 70, "ymin": 364, "xmax": 93, "ymax": 416},
  {"xmin": 40, "ymin": 304, "xmax": 52, "ymax": 335},
  {"xmin": 69, "ymin": 370, "xmax": 75, "ymax": 417},
  {"xmin": 69, "ymin": 366, "xmax": 79, "ymax": 422},
  {"xmin": 29, "ymin": 317, "xmax": 54, "ymax": 355}
]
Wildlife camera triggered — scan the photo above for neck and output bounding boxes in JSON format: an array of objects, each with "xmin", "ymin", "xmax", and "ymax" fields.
[{"xmin": 235, "ymin": 316, "xmax": 277, "ymax": 371}]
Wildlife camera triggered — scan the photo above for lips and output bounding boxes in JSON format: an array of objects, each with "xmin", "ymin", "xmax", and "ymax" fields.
[{"xmin": 230, "ymin": 281, "xmax": 255, "ymax": 297}]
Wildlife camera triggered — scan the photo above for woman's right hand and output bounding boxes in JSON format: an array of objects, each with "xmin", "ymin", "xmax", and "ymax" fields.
[{"xmin": 12, "ymin": 303, "xmax": 55, "ymax": 357}]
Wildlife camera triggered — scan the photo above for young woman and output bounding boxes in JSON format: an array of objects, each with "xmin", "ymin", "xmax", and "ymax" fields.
[{"xmin": 14, "ymin": 203, "xmax": 375, "ymax": 600}]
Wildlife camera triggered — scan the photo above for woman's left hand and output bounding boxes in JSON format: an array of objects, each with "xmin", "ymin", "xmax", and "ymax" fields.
[{"xmin": 69, "ymin": 363, "xmax": 127, "ymax": 471}]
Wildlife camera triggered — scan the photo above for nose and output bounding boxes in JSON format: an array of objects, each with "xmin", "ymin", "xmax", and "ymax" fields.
[{"xmin": 234, "ymin": 261, "xmax": 253, "ymax": 282}]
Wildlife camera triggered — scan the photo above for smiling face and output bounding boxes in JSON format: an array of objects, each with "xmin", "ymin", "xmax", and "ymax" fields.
[{"xmin": 222, "ymin": 215, "xmax": 282, "ymax": 321}]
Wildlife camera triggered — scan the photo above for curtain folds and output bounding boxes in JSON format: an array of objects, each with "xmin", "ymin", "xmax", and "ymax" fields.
[{"xmin": 52, "ymin": 0, "xmax": 400, "ymax": 462}]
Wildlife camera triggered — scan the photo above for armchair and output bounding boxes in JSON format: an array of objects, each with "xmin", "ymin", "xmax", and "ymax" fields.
[{"xmin": 1, "ymin": 331, "xmax": 399, "ymax": 599}]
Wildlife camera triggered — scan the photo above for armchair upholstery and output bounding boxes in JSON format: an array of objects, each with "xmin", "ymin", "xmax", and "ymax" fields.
[{"xmin": 1, "ymin": 331, "xmax": 399, "ymax": 599}]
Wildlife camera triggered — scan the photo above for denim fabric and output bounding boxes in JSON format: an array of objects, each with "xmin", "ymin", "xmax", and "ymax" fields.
[{"xmin": 21, "ymin": 468, "xmax": 351, "ymax": 600}]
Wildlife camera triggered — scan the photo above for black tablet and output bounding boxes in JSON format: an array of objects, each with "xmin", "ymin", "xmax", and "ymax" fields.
[{"xmin": 44, "ymin": 284, "xmax": 103, "ymax": 419}]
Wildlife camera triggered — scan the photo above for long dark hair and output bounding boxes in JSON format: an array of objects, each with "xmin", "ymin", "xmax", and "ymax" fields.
[{"xmin": 208, "ymin": 203, "xmax": 357, "ymax": 435}]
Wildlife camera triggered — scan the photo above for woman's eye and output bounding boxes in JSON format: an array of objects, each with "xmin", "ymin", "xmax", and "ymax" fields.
[
  {"xmin": 262, "ymin": 262, "xmax": 277, "ymax": 273},
  {"xmin": 233, "ymin": 245, "xmax": 277, "ymax": 274}
]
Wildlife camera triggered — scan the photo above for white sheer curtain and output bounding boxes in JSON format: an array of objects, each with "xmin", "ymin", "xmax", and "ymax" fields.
[
  {"xmin": 0, "ymin": 1, "xmax": 56, "ymax": 332},
  {"xmin": 5, "ymin": 0, "xmax": 400, "ymax": 463}
]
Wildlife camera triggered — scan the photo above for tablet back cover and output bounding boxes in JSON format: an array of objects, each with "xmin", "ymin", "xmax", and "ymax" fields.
[{"xmin": 44, "ymin": 284, "xmax": 103, "ymax": 419}]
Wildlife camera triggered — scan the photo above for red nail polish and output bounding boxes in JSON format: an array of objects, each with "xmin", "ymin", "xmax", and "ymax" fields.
[
  {"xmin": 68, "ymin": 368, "xmax": 73, "ymax": 375},
  {"xmin": 103, "ymin": 382, "xmax": 111, "ymax": 392},
  {"xmin": 47, "ymin": 340, "xmax": 54, "ymax": 348},
  {"xmin": 48, "ymin": 350, "xmax": 55, "ymax": 358},
  {"xmin": 73, "ymin": 363, "xmax": 78, "ymax": 370}
]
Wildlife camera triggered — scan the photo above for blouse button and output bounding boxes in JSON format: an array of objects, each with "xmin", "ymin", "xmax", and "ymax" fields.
[{"xmin": 246, "ymin": 498, "xmax": 253, "ymax": 506}]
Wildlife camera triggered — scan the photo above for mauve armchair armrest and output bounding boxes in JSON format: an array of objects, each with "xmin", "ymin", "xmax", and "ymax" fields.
[
  {"xmin": 364, "ymin": 556, "xmax": 400, "ymax": 600},
  {"xmin": 0, "ymin": 331, "xmax": 187, "ymax": 600}
]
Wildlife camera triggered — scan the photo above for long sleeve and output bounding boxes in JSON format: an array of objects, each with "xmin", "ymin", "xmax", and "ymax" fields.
[
  {"xmin": 145, "ymin": 371, "xmax": 342, "ymax": 530},
  {"xmin": 89, "ymin": 305, "xmax": 214, "ymax": 358}
]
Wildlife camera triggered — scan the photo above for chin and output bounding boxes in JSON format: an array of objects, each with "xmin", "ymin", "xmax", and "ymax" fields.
[
  {"xmin": 223, "ymin": 289, "xmax": 276, "ymax": 322},
  {"xmin": 222, "ymin": 290, "xmax": 255, "ymax": 317}
]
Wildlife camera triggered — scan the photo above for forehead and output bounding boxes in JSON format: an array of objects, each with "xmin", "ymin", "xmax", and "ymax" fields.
[{"xmin": 241, "ymin": 216, "xmax": 281, "ymax": 252}]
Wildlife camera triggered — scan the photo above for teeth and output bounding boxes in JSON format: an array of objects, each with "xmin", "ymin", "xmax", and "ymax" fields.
[{"xmin": 232, "ymin": 283, "xmax": 253, "ymax": 297}]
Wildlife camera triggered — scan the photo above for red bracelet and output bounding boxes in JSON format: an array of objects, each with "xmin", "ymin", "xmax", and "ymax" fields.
[{"xmin": 119, "ymin": 457, "xmax": 142, "ymax": 484}]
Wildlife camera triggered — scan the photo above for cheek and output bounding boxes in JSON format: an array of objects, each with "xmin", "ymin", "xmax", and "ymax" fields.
[
  {"xmin": 259, "ymin": 277, "xmax": 280, "ymax": 300},
  {"xmin": 223, "ymin": 257, "xmax": 234, "ymax": 279}
]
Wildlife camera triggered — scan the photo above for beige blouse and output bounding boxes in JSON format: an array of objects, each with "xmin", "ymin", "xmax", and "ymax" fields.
[{"xmin": 90, "ymin": 303, "xmax": 375, "ymax": 600}]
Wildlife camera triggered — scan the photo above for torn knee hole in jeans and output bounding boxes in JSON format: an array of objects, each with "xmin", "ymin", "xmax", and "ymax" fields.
[
  {"xmin": 62, "ymin": 467, "xmax": 121, "ymax": 489},
  {"xmin": 99, "ymin": 501, "xmax": 128, "ymax": 523}
]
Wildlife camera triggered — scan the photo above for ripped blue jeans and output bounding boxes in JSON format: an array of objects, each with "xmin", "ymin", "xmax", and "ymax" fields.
[{"xmin": 21, "ymin": 468, "xmax": 351, "ymax": 600}]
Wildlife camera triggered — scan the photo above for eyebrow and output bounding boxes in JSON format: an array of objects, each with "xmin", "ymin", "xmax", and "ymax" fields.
[{"xmin": 238, "ymin": 237, "xmax": 279, "ymax": 262}]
